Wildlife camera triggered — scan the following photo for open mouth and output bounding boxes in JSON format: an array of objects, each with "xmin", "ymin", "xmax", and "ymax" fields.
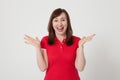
[{"xmin": 57, "ymin": 27, "xmax": 64, "ymax": 32}]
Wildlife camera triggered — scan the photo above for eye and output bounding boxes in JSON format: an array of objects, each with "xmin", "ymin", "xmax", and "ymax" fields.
[
  {"xmin": 62, "ymin": 19, "xmax": 66, "ymax": 21},
  {"xmin": 53, "ymin": 19, "xmax": 58, "ymax": 22},
  {"xmin": 62, "ymin": 19, "xmax": 65, "ymax": 21}
]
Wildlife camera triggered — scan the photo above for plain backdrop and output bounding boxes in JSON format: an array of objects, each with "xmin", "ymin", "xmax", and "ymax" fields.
[{"xmin": 0, "ymin": 0, "xmax": 120, "ymax": 80}]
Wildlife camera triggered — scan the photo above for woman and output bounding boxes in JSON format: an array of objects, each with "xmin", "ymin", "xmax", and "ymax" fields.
[{"xmin": 24, "ymin": 8, "xmax": 95, "ymax": 80}]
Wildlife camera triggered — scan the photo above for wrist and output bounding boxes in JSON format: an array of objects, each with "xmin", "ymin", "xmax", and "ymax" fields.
[{"xmin": 35, "ymin": 45, "xmax": 41, "ymax": 49}]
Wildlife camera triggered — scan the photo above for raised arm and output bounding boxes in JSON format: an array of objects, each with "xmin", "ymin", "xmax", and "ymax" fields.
[
  {"xmin": 75, "ymin": 34, "xmax": 95, "ymax": 72},
  {"xmin": 24, "ymin": 35, "xmax": 48, "ymax": 72}
]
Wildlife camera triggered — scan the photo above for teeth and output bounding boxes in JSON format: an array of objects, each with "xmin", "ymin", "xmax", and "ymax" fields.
[{"xmin": 57, "ymin": 27, "xmax": 64, "ymax": 31}]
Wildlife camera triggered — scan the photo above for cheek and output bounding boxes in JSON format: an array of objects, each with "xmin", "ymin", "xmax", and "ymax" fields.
[
  {"xmin": 63, "ymin": 21, "xmax": 67, "ymax": 26},
  {"xmin": 52, "ymin": 24, "xmax": 58, "ymax": 31},
  {"xmin": 64, "ymin": 22, "xmax": 68, "ymax": 28},
  {"xmin": 52, "ymin": 22, "xmax": 57, "ymax": 28}
]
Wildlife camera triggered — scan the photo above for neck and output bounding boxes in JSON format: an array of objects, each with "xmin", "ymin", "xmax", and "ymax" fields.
[{"xmin": 56, "ymin": 34, "xmax": 66, "ymax": 42}]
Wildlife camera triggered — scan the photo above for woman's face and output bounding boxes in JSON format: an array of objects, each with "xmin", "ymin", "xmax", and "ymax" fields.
[{"xmin": 52, "ymin": 12, "xmax": 68, "ymax": 36}]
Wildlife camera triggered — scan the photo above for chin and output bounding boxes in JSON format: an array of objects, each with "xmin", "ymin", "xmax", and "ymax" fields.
[{"xmin": 57, "ymin": 32, "xmax": 66, "ymax": 36}]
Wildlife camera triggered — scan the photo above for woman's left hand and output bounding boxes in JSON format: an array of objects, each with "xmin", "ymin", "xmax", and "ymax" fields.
[{"xmin": 79, "ymin": 34, "xmax": 96, "ymax": 46}]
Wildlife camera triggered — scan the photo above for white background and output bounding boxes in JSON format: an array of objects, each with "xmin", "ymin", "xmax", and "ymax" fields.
[{"xmin": 0, "ymin": 0, "xmax": 120, "ymax": 80}]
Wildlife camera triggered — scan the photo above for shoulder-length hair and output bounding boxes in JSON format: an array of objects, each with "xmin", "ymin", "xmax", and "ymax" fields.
[{"xmin": 48, "ymin": 8, "xmax": 73, "ymax": 46}]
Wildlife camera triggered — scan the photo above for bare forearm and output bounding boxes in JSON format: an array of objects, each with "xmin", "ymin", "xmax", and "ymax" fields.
[
  {"xmin": 75, "ymin": 45, "xmax": 86, "ymax": 72},
  {"xmin": 24, "ymin": 35, "xmax": 48, "ymax": 71},
  {"xmin": 36, "ymin": 47, "xmax": 48, "ymax": 72},
  {"xmin": 75, "ymin": 34, "xmax": 95, "ymax": 71}
]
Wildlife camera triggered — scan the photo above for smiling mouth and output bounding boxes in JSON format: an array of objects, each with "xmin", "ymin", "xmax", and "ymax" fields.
[{"xmin": 57, "ymin": 27, "xmax": 64, "ymax": 32}]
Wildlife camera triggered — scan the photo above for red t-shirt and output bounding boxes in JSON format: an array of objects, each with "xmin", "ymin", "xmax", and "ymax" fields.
[{"xmin": 40, "ymin": 36, "xmax": 81, "ymax": 80}]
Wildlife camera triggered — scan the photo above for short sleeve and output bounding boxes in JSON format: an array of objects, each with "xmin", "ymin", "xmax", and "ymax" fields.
[
  {"xmin": 73, "ymin": 36, "xmax": 81, "ymax": 48},
  {"xmin": 77, "ymin": 37, "xmax": 81, "ymax": 48},
  {"xmin": 40, "ymin": 36, "xmax": 48, "ymax": 49}
]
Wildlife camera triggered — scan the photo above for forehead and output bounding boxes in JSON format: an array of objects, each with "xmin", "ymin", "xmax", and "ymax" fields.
[{"xmin": 54, "ymin": 12, "xmax": 67, "ymax": 19}]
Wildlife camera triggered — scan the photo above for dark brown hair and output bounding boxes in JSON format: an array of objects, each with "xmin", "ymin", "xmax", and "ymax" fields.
[{"xmin": 48, "ymin": 8, "xmax": 73, "ymax": 46}]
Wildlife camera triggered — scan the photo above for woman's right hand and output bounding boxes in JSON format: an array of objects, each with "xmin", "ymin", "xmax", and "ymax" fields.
[{"xmin": 24, "ymin": 34, "xmax": 40, "ymax": 48}]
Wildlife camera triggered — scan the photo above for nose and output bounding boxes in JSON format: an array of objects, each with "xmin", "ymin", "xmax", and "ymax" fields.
[{"xmin": 58, "ymin": 21, "xmax": 62, "ymax": 27}]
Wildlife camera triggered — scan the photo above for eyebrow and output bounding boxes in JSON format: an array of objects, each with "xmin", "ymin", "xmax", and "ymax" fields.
[{"xmin": 54, "ymin": 17, "xmax": 66, "ymax": 20}]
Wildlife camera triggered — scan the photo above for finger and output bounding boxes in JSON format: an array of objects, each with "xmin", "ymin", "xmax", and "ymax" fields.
[
  {"xmin": 24, "ymin": 34, "xmax": 33, "ymax": 40},
  {"xmin": 24, "ymin": 39, "xmax": 34, "ymax": 45},
  {"xmin": 24, "ymin": 41, "xmax": 29, "ymax": 44},
  {"xmin": 24, "ymin": 35, "xmax": 35, "ymax": 43},
  {"xmin": 87, "ymin": 34, "xmax": 96, "ymax": 41},
  {"xmin": 24, "ymin": 35, "xmax": 29, "ymax": 39},
  {"xmin": 36, "ymin": 37, "xmax": 39, "ymax": 41},
  {"xmin": 24, "ymin": 36, "xmax": 27, "ymax": 40},
  {"xmin": 24, "ymin": 34, "xmax": 30, "ymax": 38},
  {"xmin": 81, "ymin": 36, "xmax": 86, "ymax": 40},
  {"xmin": 24, "ymin": 36, "xmax": 33, "ymax": 44},
  {"xmin": 90, "ymin": 34, "xmax": 96, "ymax": 38},
  {"xmin": 24, "ymin": 36, "xmax": 31, "ymax": 41},
  {"xmin": 83, "ymin": 36, "xmax": 86, "ymax": 38},
  {"xmin": 86, "ymin": 34, "xmax": 95, "ymax": 40}
]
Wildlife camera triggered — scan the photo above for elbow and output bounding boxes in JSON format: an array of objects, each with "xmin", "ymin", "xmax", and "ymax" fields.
[
  {"xmin": 39, "ymin": 65, "xmax": 48, "ymax": 72},
  {"xmin": 38, "ymin": 64, "xmax": 48, "ymax": 72},
  {"xmin": 40, "ymin": 67, "xmax": 47, "ymax": 72},
  {"xmin": 76, "ymin": 66, "xmax": 85, "ymax": 72},
  {"xmin": 37, "ymin": 61, "xmax": 48, "ymax": 72},
  {"xmin": 75, "ymin": 63, "xmax": 85, "ymax": 72}
]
